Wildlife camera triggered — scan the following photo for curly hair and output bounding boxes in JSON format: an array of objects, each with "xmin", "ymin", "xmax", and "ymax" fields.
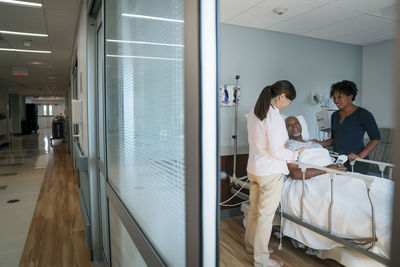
[{"xmin": 329, "ymin": 80, "xmax": 358, "ymax": 101}]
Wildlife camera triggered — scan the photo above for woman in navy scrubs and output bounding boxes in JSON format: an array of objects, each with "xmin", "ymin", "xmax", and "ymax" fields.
[{"xmin": 315, "ymin": 80, "xmax": 380, "ymax": 174}]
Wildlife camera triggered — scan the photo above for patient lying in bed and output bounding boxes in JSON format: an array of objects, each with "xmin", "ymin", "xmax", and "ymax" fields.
[
  {"xmin": 281, "ymin": 117, "xmax": 394, "ymax": 259},
  {"xmin": 285, "ymin": 116, "xmax": 346, "ymax": 178}
]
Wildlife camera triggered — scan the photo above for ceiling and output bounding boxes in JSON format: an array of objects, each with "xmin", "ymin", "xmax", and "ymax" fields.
[
  {"xmin": 220, "ymin": 0, "xmax": 397, "ymax": 46},
  {"xmin": 0, "ymin": 0, "xmax": 81, "ymax": 97},
  {"xmin": 0, "ymin": 0, "xmax": 396, "ymax": 97}
]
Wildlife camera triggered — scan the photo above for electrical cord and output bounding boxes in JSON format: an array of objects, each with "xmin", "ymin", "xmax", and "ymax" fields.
[{"xmin": 219, "ymin": 178, "xmax": 249, "ymax": 207}]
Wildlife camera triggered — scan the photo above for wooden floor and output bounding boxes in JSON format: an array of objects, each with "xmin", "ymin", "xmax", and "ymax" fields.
[
  {"xmin": 220, "ymin": 216, "xmax": 343, "ymax": 267},
  {"xmin": 19, "ymin": 143, "xmax": 94, "ymax": 267}
]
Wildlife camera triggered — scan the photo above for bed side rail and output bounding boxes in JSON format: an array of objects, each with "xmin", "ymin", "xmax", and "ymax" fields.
[
  {"xmin": 295, "ymin": 162, "xmax": 377, "ymax": 255},
  {"xmin": 329, "ymin": 152, "xmax": 395, "ymax": 179}
]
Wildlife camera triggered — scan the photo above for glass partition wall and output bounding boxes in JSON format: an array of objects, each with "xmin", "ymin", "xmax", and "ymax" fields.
[
  {"xmin": 103, "ymin": 0, "xmax": 218, "ymax": 265},
  {"xmin": 105, "ymin": 0, "xmax": 184, "ymax": 265}
]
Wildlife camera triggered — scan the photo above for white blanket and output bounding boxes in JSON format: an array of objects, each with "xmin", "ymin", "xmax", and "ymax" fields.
[{"xmin": 281, "ymin": 148, "xmax": 394, "ymax": 259}]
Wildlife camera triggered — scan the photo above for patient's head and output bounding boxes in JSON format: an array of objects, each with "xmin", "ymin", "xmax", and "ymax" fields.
[{"xmin": 285, "ymin": 116, "xmax": 304, "ymax": 141}]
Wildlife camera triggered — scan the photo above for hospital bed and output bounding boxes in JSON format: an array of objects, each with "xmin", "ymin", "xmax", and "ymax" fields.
[{"xmin": 226, "ymin": 115, "xmax": 394, "ymax": 267}]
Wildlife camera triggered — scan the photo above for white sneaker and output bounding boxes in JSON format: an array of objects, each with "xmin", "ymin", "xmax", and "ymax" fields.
[
  {"xmin": 265, "ymin": 258, "xmax": 283, "ymax": 267},
  {"xmin": 245, "ymin": 247, "xmax": 274, "ymax": 255}
]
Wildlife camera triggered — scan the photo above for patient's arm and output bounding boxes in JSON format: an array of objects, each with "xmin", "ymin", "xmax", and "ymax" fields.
[{"xmin": 288, "ymin": 163, "xmax": 346, "ymax": 180}]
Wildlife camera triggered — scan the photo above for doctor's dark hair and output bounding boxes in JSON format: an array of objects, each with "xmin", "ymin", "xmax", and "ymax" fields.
[
  {"xmin": 254, "ymin": 80, "xmax": 296, "ymax": 121},
  {"xmin": 330, "ymin": 80, "xmax": 358, "ymax": 101}
]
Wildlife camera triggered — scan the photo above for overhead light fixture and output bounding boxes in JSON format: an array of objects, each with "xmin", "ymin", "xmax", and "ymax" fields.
[
  {"xmin": 31, "ymin": 61, "xmax": 43, "ymax": 64},
  {"xmin": 0, "ymin": 0, "xmax": 42, "ymax": 8},
  {"xmin": 107, "ymin": 54, "xmax": 183, "ymax": 61},
  {"xmin": 121, "ymin": 13, "xmax": 184, "ymax": 23},
  {"xmin": 0, "ymin": 30, "xmax": 48, "ymax": 37},
  {"xmin": 0, "ymin": 48, "xmax": 51, "ymax": 53},
  {"xmin": 107, "ymin": 39, "xmax": 184, "ymax": 47},
  {"xmin": 272, "ymin": 7, "xmax": 288, "ymax": 15}
]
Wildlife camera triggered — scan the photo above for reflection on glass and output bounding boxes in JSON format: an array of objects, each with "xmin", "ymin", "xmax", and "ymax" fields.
[
  {"xmin": 105, "ymin": 0, "xmax": 185, "ymax": 265},
  {"xmin": 110, "ymin": 203, "xmax": 147, "ymax": 267}
]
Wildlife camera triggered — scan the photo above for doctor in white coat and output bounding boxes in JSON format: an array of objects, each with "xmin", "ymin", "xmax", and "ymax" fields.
[{"xmin": 245, "ymin": 80, "xmax": 305, "ymax": 267}]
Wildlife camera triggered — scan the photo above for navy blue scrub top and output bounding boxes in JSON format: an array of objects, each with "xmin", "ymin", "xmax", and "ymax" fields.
[{"xmin": 331, "ymin": 107, "xmax": 380, "ymax": 157}]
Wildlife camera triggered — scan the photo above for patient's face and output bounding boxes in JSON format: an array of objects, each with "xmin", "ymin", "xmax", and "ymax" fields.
[{"xmin": 285, "ymin": 117, "xmax": 302, "ymax": 139}]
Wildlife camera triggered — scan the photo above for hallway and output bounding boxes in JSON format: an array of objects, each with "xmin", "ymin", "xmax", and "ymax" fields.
[{"xmin": 0, "ymin": 130, "xmax": 93, "ymax": 267}]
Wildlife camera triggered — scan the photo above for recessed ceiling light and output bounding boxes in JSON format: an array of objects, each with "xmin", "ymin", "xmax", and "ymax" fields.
[
  {"xmin": 0, "ymin": 0, "xmax": 42, "ymax": 8},
  {"xmin": 0, "ymin": 48, "xmax": 51, "ymax": 53},
  {"xmin": 272, "ymin": 7, "xmax": 288, "ymax": 15},
  {"xmin": 0, "ymin": 30, "xmax": 47, "ymax": 37},
  {"xmin": 48, "ymin": 76, "xmax": 55, "ymax": 79},
  {"xmin": 31, "ymin": 61, "xmax": 43, "ymax": 64}
]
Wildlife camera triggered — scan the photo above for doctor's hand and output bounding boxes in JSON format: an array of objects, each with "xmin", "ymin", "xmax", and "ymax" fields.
[
  {"xmin": 348, "ymin": 153, "xmax": 360, "ymax": 162},
  {"xmin": 285, "ymin": 141, "xmax": 290, "ymax": 148}
]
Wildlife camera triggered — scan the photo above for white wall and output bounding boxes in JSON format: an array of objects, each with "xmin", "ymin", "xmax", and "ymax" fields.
[
  {"xmin": 219, "ymin": 24, "xmax": 362, "ymax": 149},
  {"xmin": 73, "ymin": 5, "xmax": 89, "ymax": 156},
  {"xmin": 362, "ymin": 40, "xmax": 395, "ymax": 128}
]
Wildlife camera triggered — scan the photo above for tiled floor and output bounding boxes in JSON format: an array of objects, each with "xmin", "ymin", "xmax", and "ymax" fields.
[{"xmin": 0, "ymin": 129, "xmax": 52, "ymax": 267}]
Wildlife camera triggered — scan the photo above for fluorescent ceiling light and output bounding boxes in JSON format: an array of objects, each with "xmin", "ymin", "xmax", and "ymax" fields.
[
  {"xmin": 107, "ymin": 54, "xmax": 182, "ymax": 61},
  {"xmin": 0, "ymin": 0, "xmax": 42, "ymax": 7},
  {"xmin": 121, "ymin": 13, "xmax": 183, "ymax": 23},
  {"xmin": 107, "ymin": 39, "xmax": 183, "ymax": 47},
  {"xmin": 0, "ymin": 30, "xmax": 48, "ymax": 37},
  {"xmin": 0, "ymin": 48, "xmax": 51, "ymax": 53}
]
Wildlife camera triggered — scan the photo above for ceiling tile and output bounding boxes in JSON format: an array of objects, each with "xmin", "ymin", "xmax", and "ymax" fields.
[
  {"xmin": 45, "ymin": 9, "xmax": 79, "ymax": 60},
  {"xmin": 3, "ymin": 35, "xmax": 50, "ymax": 51},
  {"xmin": 309, "ymin": 0, "xmax": 337, "ymax": 3},
  {"xmin": 331, "ymin": 0, "xmax": 397, "ymax": 13},
  {"xmin": 279, "ymin": 5, "xmax": 359, "ymax": 31},
  {"xmin": 268, "ymin": 22, "xmax": 312, "ymax": 35},
  {"xmin": 220, "ymin": 0, "xmax": 267, "ymax": 22},
  {"xmin": 0, "ymin": 5, "xmax": 47, "ymax": 33},
  {"xmin": 225, "ymin": 0, "xmax": 325, "ymax": 29},
  {"xmin": 42, "ymin": 0, "xmax": 81, "ymax": 12},
  {"xmin": 368, "ymin": 4, "xmax": 397, "ymax": 20},
  {"xmin": 304, "ymin": 14, "xmax": 391, "ymax": 40},
  {"xmin": 333, "ymin": 21, "xmax": 395, "ymax": 45}
]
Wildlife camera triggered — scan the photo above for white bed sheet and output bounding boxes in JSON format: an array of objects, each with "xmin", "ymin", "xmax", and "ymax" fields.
[{"xmin": 281, "ymin": 173, "xmax": 394, "ymax": 259}]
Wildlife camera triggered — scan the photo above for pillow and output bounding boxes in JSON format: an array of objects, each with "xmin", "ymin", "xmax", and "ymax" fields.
[
  {"xmin": 296, "ymin": 115, "xmax": 309, "ymax": 140},
  {"xmin": 281, "ymin": 114, "xmax": 309, "ymax": 140}
]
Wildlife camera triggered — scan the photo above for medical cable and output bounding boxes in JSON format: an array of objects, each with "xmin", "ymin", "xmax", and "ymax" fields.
[{"xmin": 219, "ymin": 178, "xmax": 249, "ymax": 206}]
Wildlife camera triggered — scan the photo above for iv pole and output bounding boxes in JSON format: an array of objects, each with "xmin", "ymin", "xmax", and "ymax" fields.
[{"xmin": 231, "ymin": 75, "xmax": 240, "ymax": 179}]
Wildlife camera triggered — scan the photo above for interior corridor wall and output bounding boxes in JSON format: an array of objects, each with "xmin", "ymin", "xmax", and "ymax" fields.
[
  {"xmin": 73, "ymin": 4, "xmax": 89, "ymax": 155},
  {"xmin": 362, "ymin": 40, "xmax": 395, "ymax": 128},
  {"xmin": 0, "ymin": 90, "xmax": 9, "ymax": 144},
  {"xmin": 8, "ymin": 94, "xmax": 23, "ymax": 134},
  {"xmin": 219, "ymin": 23, "xmax": 362, "ymax": 149}
]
